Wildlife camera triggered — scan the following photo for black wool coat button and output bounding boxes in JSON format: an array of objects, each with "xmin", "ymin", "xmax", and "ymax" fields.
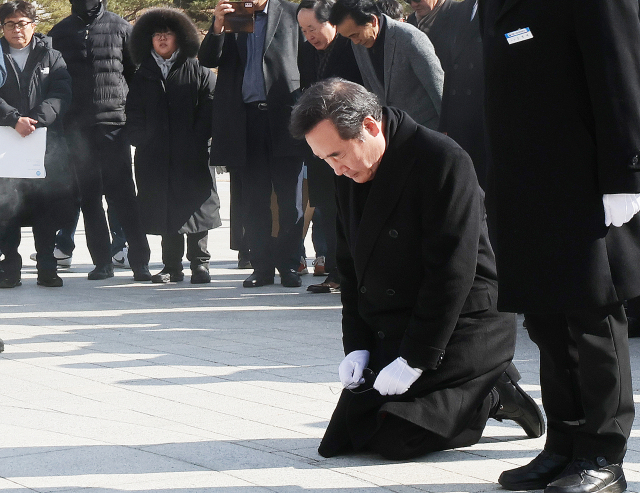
[
  {"xmin": 377, "ymin": 331, "xmax": 385, "ymax": 339},
  {"xmin": 360, "ymin": 286, "xmax": 367, "ymax": 294},
  {"xmin": 389, "ymin": 229, "xmax": 398, "ymax": 238},
  {"xmin": 386, "ymin": 289, "xmax": 395, "ymax": 296}
]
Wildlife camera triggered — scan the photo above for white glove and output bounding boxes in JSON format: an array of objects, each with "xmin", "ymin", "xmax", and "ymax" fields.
[
  {"xmin": 373, "ymin": 357, "xmax": 423, "ymax": 396},
  {"xmin": 338, "ymin": 350, "xmax": 370, "ymax": 389},
  {"xmin": 215, "ymin": 166, "xmax": 228, "ymax": 174},
  {"xmin": 603, "ymin": 193, "xmax": 640, "ymax": 227}
]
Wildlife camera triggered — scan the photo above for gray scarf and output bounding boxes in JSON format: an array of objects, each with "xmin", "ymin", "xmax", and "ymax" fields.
[{"xmin": 151, "ymin": 49, "xmax": 180, "ymax": 79}]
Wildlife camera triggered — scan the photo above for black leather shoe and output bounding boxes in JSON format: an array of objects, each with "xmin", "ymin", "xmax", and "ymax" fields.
[
  {"xmin": 0, "ymin": 337, "xmax": 4, "ymax": 353},
  {"xmin": 243, "ymin": 271, "xmax": 274, "ymax": 288},
  {"xmin": 492, "ymin": 363, "xmax": 545, "ymax": 438},
  {"xmin": 132, "ymin": 265, "xmax": 152, "ymax": 282},
  {"xmin": 151, "ymin": 268, "xmax": 184, "ymax": 283},
  {"xmin": 37, "ymin": 271, "xmax": 63, "ymax": 287},
  {"xmin": 88, "ymin": 263, "xmax": 114, "ymax": 280},
  {"xmin": 280, "ymin": 268, "xmax": 302, "ymax": 287},
  {"xmin": 499, "ymin": 450, "xmax": 571, "ymax": 490},
  {"xmin": 0, "ymin": 276, "xmax": 21, "ymax": 288},
  {"xmin": 191, "ymin": 264, "xmax": 211, "ymax": 284},
  {"xmin": 545, "ymin": 458, "xmax": 626, "ymax": 493}
]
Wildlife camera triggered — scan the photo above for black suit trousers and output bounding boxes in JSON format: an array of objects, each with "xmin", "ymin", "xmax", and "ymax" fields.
[
  {"xmin": 67, "ymin": 125, "xmax": 150, "ymax": 268},
  {"xmin": 241, "ymin": 104, "xmax": 303, "ymax": 275},
  {"xmin": 524, "ymin": 304, "xmax": 634, "ymax": 463}
]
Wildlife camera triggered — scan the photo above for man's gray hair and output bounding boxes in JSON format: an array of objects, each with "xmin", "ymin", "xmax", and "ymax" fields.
[{"xmin": 290, "ymin": 78, "xmax": 383, "ymax": 141}]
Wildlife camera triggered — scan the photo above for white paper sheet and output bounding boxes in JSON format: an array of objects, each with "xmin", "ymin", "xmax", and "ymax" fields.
[{"xmin": 0, "ymin": 126, "xmax": 47, "ymax": 178}]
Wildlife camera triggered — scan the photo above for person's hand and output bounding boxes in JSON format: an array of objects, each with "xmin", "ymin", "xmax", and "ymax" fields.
[
  {"xmin": 603, "ymin": 193, "xmax": 640, "ymax": 227},
  {"xmin": 338, "ymin": 350, "xmax": 370, "ymax": 389},
  {"xmin": 14, "ymin": 116, "xmax": 37, "ymax": 137},
  {"xmin": 215, "ymin": 166, "xmax": 227, "ymax": 174},
  {"xmin": 373, "ymin": 357, "xmax": 423, "ymax": 396},
  {"xmin": 212, "ymin": 1, "xmax": 236, "ymax": 34}
]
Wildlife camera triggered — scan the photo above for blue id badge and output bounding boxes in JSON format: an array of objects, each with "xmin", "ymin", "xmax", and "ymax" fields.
[{"xmin": 505, "ymin": 27, "xmax": 533, "ymax": 44}]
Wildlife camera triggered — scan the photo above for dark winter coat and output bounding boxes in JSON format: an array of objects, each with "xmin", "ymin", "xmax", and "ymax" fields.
[
  {"xmin": 325, "ymin": 107, "xmax": 515, "ymax": 450},
  {"xmin": 479, "ymin": 0, "xmax": 640, "ymax": 312},
  {"xmin": 198, "ymin": 0, "xmax": 305, "ymax": 168},
  {"xmin": 126, "ymin": 11, "xmax": 221, "ymax": 235},
  {"xmin": 0, "ymin": 34, "xmax": 73, "ymax": 225},
  {"xmin": 437, "ymin": 0, "xmax": 488, "ymax": 190},
  {"xmin": 48, "ymin": 3, "xmax": 135, "ymax": 126},
  {"xmin": 298, "ymin": 34, "xmax": 362, "ymax": 206}
]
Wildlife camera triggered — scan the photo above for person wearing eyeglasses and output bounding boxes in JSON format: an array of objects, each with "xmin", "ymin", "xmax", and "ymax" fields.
[
  {"xmin": 0, "ymin": 0, "xmax": 73, "ymax": 288},
  {"xmin": 125, "ymin": 8, "xmax": 220, "ymax": 285}
]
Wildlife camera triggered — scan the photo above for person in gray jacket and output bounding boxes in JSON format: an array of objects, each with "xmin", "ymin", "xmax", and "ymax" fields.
[{"xmin": 329, "ymin": 0, "xmax": 443, "ymax": 129}]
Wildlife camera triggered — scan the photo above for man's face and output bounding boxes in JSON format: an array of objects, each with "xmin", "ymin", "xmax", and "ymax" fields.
[
  {"xmin": 152, "ymin": 30, "xmax": 178, "ymax": 59},
  {"xmin": 305, "ymin": 118, "xmax": 385, "ymax": 183},
  {"xmin": 2, "ymin": 14, "xmax": 35, "ymax": 50},
  {"xmin": 253, "ymin": 0, "xmax": 268, "ymax": 11},
  {"xmin": 336, "ymin": 14, "xmax": 379, "ymax": 49},
  {"xmin": 409, "ymin": 0, "xmax": 438, "ymax": 20}
]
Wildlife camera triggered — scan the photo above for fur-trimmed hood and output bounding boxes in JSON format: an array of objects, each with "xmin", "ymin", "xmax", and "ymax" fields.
[{"xmin": 129, "ymin": 8, "xmax": 200, "ymax": 66}]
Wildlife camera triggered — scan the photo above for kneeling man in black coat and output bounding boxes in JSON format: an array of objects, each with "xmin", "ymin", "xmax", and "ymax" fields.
[{"xmin": 289, "ymin": 78, "xmax": 544, "ymax": 460}]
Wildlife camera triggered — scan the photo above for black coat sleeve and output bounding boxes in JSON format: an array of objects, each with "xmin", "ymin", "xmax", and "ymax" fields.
[{"xmin": 198, "ymin": 18, "xmax": 226, "ymax": 68}]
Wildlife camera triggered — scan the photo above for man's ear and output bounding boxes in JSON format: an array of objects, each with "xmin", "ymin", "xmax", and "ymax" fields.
[
  {"xmin": 370, "ymin": 14, "xmax": 379, "ymax": 28},
  {"xmin": 363, "ymin": 115, "xmax": 381, "ymax": 137}
]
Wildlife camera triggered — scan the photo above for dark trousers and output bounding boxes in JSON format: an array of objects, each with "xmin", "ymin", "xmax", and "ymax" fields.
[
  {"xmin": 0, "ymin": 204, "xmax": 57, "ymax": 276},
  {"xmin": 161, "ymin": 231, "xmax": 209, "ymax": 272},
  {"xmin": 524, "ymin": 304, "xmax": 634, "ymax": 463},
  {"xmin": 241, "ymin": 104, "xmax": 303, "ymax": 275},
  {"xmin": 67, "ymin": 125, "xmax": 150, "ymax": 268}
]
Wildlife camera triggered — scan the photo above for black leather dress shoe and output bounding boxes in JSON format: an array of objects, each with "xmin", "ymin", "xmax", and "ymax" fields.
[
  {"xmin": 545, "ymin": 458, "xmax": 626, "ymax": 493},
  {"xmin": 132, "ymin": 265, "xmax": 152, "ymax": 282},
  {"xmin": 88, "ymin": 263, "xmax": 114, "ymax": 280},
  {"xmin": 280, "ymin": 268, "xmax": 302, "ymax": 287},
  {"xmin": 492, "ymin": 363, "xmax": 545, "ymax": 438},
  {"xmin": 191, "ymin": 264, "xmax": 211, "ymax": 284},
  {"xmin": 243, "ymin": 272, "xmax": 274, "ymax": 288},
  {"xmin": 0, "ymin": 276, "xmax": 21, "ymax": 288},
  {"xmin": 37, "ymin": 271, "xmax": 63, "ymax": 287},
  {"xmin": 499, "ymin": 450, "xmax": 571, "ymax": 490},
  {"xmin": 151, "ymin": 268, "xmax": 184, "ymax": 283}
]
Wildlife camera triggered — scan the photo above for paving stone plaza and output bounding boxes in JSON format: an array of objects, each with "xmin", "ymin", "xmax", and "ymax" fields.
[{"xmin": 1, "ymin": 176, "xmax": 639, "ymax": 492}]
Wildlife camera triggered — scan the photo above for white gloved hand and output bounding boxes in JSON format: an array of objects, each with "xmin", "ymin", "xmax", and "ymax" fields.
[
  {"xmin": 603, "ymin": 193, "xmax": 640, "ymax": 227},
  {"xmin": 215, "ymin": 166, "xmax": 228, "ymax": 174},
  {"xmin": 338, "ymin": 350, "xmax": 370, "ymax": 389},
  {"xmin": 373, "ymin": 357, "xmax": 423, "ymax": 396}
]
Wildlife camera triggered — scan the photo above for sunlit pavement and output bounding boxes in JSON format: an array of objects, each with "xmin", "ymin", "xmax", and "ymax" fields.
[{"xmin": 1, "ymin": 175, "xmax": 639, "ymax": 493}]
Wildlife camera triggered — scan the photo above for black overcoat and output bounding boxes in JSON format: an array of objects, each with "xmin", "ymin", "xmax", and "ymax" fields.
[
  {"xmin": 198, "ymin": 0, "xmax": 305, "ymax": 168},
  {"xmin": 125, "ymin": 56, "xmax": 221, "ymax": 235},
  {"xmin": 298, "ymin": 34, "xmax": 362, "ymax": 206},
  {"xmin": 437, "ymin": 0, "xmax": 489, "ymax": 190},
  {"xmin": 0, "ymin": 35, "xmax": 73, "ymax": 226},
  {"xmin": 325, "ymin": 108, "xmax": 515, "ymax": 449},
  {"xmin": 479, "ymin": 0, "xmax": 640, "ymax": 312}
]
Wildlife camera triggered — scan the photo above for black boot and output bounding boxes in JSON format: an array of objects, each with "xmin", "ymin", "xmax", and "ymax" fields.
[{"xmin": 88, "ymin": 263, "xmax": 114, "ymax": 280}]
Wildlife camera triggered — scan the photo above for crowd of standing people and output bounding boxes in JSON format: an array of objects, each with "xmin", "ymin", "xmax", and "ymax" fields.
[{"xmin": 0, "ymin": 1, "xmax": 640, "ymax": 493}]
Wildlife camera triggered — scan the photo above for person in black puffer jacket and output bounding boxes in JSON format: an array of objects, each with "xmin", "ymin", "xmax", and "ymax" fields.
[{"xmin": 48, "ymin": 0, "xmax": 152, "ymax": 282}]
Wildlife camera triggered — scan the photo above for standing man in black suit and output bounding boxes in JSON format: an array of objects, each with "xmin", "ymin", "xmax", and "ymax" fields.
[
  {"xmin": 479, "ymin": 1, "xmax": 640, "ymax": 492},
  {"xmin": 199, "ymin": 0, "xmax": 305, "ymax": 288},
  {"xmin": 290, "ymin": 78, "xmax": 543, "ymax": 460}
]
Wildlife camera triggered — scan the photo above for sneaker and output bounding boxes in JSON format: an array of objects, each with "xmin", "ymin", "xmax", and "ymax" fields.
[
  {"xmin": 30, "ymin": 248, "xmax": 72, "ymax": 267},
  {"xmin": 112, "ymin": 247, "xmax": 130, "ymax": 269},
  {"xmin": 297, "ymin": 256, "xmax": 309, "ymax": 275},
  {"xmin": 313, "ymin": 256, "xmax": 326, "ymax": 276}
]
